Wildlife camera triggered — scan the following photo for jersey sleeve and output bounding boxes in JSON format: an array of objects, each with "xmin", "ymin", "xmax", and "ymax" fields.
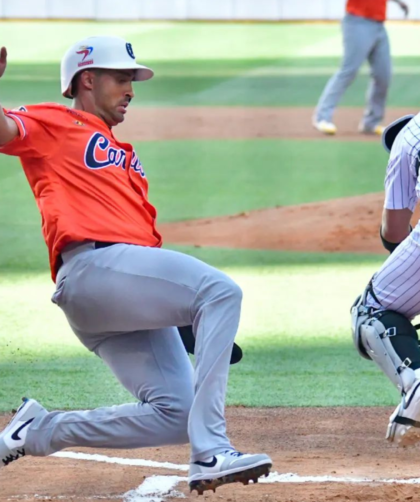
[
  {"xmin": 384, "ymin": 132, "xmax": 419, "ymax": 212},
  {"xmin": 0, "ymin": 106, "xmax": 48, "ymax": 158}
]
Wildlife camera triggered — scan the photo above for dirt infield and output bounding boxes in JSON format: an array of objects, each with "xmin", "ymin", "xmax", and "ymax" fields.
[
  {"xmin": 159, "ymin": 192, "xmax": 420, "ymax": 254},
  {"xmin": 1, "ymin": 406, "xmax": 419, "ymax": 502},
  {"xmin": 116, "ymin": 106, "xmax": 414, "ymax": 142}
]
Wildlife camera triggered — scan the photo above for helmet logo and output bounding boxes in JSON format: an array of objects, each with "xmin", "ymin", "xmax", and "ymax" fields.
[
  {"xmin": 76, "ymin": 46, "xmax": 94, "ymax": 67},
  {"xmin": 126, "ymin": 43, "xmax": 135, "ymax": 60}
]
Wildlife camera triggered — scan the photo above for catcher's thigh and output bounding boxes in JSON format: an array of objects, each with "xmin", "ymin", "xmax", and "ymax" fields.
[{"xmin": 367, "ymin": 236, "xmax": 420, "ymax": 319}]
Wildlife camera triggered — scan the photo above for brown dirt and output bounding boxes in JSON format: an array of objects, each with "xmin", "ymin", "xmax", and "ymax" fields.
[
  {"xmin": 159, "ymin": 192, "xmax": 420, "ymax": 254},
  {"xmin": 116, "ymin": 106, "xmax": 414, "ymax": 142},
  {"xmin": 1, "ymin": 406, "xmax": 420, "ymax": 502}
]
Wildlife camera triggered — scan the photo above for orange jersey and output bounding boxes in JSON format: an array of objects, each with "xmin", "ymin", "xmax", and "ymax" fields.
[
  {"xmin": 0, "ymin": 104, "xmax": 162, "ymax": 282},
  {"xmin": 346, "ymin": 0, "xmax": 387, "ymax": 22}
]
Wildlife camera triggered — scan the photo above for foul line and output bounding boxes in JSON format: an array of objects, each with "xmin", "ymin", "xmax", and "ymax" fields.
[
  {"xmin": 52, "ymin": 451, "xmax": 188, "ymax": 471},
  {"xmin": 53, "ymin": 451, "xmax": 420, "ymax": 484}
]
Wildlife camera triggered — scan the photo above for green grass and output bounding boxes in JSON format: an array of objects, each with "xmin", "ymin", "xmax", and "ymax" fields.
[
  {"xmin": 0, "ymin": 248, "xmax": 397, "ymax": 412},
  {"xmin": 3, "ymin": 57, "xmax": 420, "ymax": 108},
  {"xmin": 2, "ymin": 22, "xmax": 420, "ymax": 107}
]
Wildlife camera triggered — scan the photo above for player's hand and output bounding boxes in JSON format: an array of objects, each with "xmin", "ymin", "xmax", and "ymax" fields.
[
  {"xmin": 0, "ymin": 47, "xmax": 7, "ymax": 79},
  {"xmin": 398, "ymin": 0, "xmax": 409, "ymax": 17}
]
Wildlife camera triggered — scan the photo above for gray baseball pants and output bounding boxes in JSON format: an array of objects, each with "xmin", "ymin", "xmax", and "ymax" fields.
[
  {"xmin": 25, "ymin": 242, "xmax": 241, "ymax": 462},
  {"xmin": 315, "ymin": 13, "xmax": 391, "ymax": 129}
]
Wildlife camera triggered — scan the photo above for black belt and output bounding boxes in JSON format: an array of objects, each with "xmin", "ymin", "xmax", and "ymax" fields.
[{"xmin": 94, "ymin": 241, "xmax": 119, "ymax": 249}]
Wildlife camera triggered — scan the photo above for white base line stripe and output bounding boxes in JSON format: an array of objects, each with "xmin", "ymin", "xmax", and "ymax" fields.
[
  {"xmin": 51, "ymin": 452, "xmax": 420, "ymax": 485},
  {"xmin": 52, "ymin": 451, "xmax": 188, "ymax": 471}
]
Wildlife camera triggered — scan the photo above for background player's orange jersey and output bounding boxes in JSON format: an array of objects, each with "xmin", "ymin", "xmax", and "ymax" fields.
[
  {"xmin": 0, "ymin": 104, "xmax": 162, "ymax": 281},
  {"xmin": 346, "ymin": 0, "xmax": 387, "ymax": 22}
]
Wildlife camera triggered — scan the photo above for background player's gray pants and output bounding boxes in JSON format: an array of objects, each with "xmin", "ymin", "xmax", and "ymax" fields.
[
  {"xmin": 26, "ymin": 242, "xmax": 242, "ymax": 462},
  {"xmin": 315, "ymin": 14, "xmax": 391, "ymax": 129},
  {"xmin": 366, "ymin": 236, "xmax": 420, "ymax": 319}
]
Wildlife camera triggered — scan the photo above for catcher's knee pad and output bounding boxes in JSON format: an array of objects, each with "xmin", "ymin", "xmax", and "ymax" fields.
[{"xmin": 351, "ymin": 291, "xmax": 417, "ymax": 394}]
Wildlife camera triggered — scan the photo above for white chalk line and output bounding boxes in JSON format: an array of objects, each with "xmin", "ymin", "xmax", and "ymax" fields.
[
  {"xmin": 52, "ymin": 451, "xmax": 188, "ymax": 471},
  {"xmin": 53, "ymin": 451, "xmax": 420, "ymax": 485}
]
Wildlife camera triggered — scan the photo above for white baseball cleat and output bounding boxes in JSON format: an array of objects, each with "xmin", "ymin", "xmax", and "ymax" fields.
[
  {"xmin": 387, "ymin": 380, "xmax": 420, "ymax": 446},
  {"xmin": 189, "ymin": 449, "xmax": 272, "ymax": 494},
  {"xmin": 0, "ymin": 398, "xmax": 47, "ymax": 467},
  {"xmin": 313, "ymin": 120, "xmax": 337, "ymax": 135}
]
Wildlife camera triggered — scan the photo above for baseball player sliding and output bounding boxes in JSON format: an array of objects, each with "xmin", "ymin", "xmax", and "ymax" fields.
[
  {"xmin": 351, "ymin": 114, "xmax": 420, "ymax": 446},
  {"xmin": 0, "ymin": 37, "xmax": 271, "ymax": 493}
]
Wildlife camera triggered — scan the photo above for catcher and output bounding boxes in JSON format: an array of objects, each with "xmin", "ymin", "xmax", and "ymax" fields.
[{"xmin": 351, "ymin": 114, "xmax": 420, "ymax": 445}]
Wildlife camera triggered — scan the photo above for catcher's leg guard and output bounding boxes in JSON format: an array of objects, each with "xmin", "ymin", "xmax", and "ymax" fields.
[
  {"xmin": 351, "ymin": 291, "xmax": 417, "ymax": 393},
  {"xmin": 351, "ymin": 289, "xmax": 420, "ymax": 445}
]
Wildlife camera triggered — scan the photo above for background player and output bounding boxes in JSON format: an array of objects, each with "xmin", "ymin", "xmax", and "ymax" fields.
[
  {"xmin": 0, "ymin": 38, "xmax": 271, "ymax": 493},
  {"xmin": 351, "ymin": 113, "xmax": 420, "ymax": 446},
  {"xmin": 313, "ymin": 0, "xmax": 409, "ymax": 136}
]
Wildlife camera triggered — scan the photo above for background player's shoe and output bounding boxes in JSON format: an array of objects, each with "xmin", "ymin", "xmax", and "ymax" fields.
[
  {"xmin": 0, "ymin": 398, "xmax": 47, "ymax": 467},
  {"xmin": 358, "ymin": 123, "xmax": 385, "ymax": 136},
  {"xmin": 189, "ymin": 450, "xmax": 272, "ymax": 494},
  {"xmin": 313, "ymin": 120, "xmax": 337, "ymax": 135},
  {"xmin": 387, "ymin": 380, "xmax": 420, "ymax": 446}
]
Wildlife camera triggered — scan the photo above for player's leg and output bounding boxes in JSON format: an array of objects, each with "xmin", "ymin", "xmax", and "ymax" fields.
[
  {"xmin": 14, "ymin": 242, "xmax": 270, "ymax": 488},
  {"xmin": 361, "ymin": 23, "xmax": 391, "ymax": 132},
  {"xmin": 21, "ymin": 327, "xmax": 194, "ymax": 455},
  {"xmin": 314, "ymin": 14, "xmax": 377, "ymax": 126},
  {"xmin": 351, "ymin": 235, "xmax": 420, "ymax": 446}
]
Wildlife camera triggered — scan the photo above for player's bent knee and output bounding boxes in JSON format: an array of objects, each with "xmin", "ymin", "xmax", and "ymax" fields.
[
  {"xmin": 351, "ymin": 292, "xmax": 418, "ymax": 393},
  {"xmin": 208, "ymin": 273, "xmax": 243, "ymax": 303},
  {"xmin": 163, "ymin": 401, "xmax": 191, "ymax": 445},
  {"xmin": 226, "ymin": 279, "xmax": 243, "ymax": 303},
  {"xmin": 338, "ymin": 68, "xmax": 358, "ymax": 83}
]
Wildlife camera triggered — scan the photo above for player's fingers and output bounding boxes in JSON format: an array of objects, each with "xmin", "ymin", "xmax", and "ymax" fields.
[{"xmin": 0, "ymin": 47, "xmax": 7, "ymax": 63}]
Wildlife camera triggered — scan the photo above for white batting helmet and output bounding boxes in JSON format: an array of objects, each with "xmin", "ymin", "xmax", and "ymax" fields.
[{"xmin": 60, "ymin": 35, "xmax": 154, "ymax": 98}]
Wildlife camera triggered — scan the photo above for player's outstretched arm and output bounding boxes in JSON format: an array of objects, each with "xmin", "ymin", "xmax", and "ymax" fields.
[
  {"xmin": 390, "ymin": 0, "xmax": 409, "ymax": 17},
  {"xmin": 0, "ymin": 47, "xmax": 19, "ymax": 146}
]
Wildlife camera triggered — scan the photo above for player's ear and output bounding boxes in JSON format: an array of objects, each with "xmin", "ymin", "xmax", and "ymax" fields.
[{"xmin": 79, "ymin": 70, "xmax": 95, "ymax": 93}]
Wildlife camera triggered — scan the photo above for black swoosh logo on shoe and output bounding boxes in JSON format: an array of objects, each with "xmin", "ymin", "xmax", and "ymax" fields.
[
  {"xmin": 194, "ymin": 456, "xmax": 217, "ymax": 468},
  {"xmin": 11, "ymin": 418, "xmax": 34, "ymax": 441}
]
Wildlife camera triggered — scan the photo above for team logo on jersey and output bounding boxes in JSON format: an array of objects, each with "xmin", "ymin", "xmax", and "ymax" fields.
[
  {"xmin": 12, "ymin": 106, "xmax": 27, "ymax": 112},
  {"xmin": 84, "ymin": 132, "xmax": 146, "ymax": 177},
  {"xmin": 130, "ymin": 150, "xmax": 145, "ymax": 177},
  {"xmin": 76, "ymin": 46, "xmax": 94, "ymax": 67},
  {"xmin": 126, "ymin": 43, "xmax": 135, "ymax": 59}
]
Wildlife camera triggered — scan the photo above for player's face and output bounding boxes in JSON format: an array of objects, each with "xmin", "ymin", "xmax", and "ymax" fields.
[{"xmin": 93, "ymin": 69, "xmax": 136, "ymax": 127}]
